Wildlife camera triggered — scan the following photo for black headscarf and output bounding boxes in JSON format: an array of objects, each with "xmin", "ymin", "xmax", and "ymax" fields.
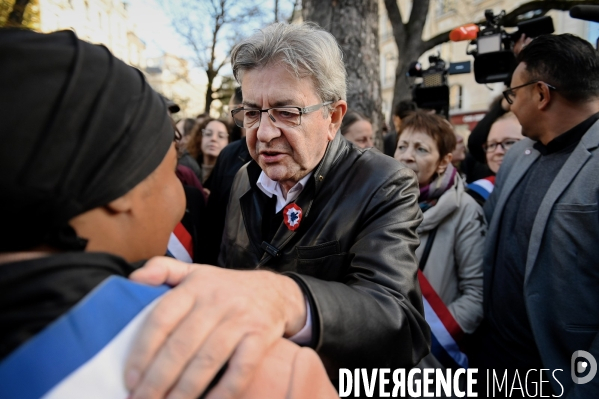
[{"xmin": 0, "ymin": 29, "xmax": 174, "ymax": 251}]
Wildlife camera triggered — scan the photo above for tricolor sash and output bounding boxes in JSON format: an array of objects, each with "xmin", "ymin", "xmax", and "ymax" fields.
[
  {"xmin": 166, "ymin": 221, "xmax": 194, "ymax": 263},
  {"xmin": 0, "ymin": 277, "xmax": 168, "ymax": 399},
  {"xmin": 466, "ymin": 176, "xmax": 495, "ymax": 201},
  {"xmin": 418, "ymin": 270, "xmax": 469, "ymax": 369}
]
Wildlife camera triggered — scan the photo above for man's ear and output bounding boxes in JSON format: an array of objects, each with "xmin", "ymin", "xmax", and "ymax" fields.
[
  {"xmin": 537, "ymin": 82, "xmax": 552, "ymax": 111},
  {"xmin": 437, "ymin": 153, "xmax": 453, "ymax": 175},
  {"xmin": 328, "ymin": 100, "xmax": 347, "ymax": 140}
]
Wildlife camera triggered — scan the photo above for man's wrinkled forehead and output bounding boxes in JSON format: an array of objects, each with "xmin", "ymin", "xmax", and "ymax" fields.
[{"xmin": 239, "ymin": 65, "xmax": 320, "ymax": 107}]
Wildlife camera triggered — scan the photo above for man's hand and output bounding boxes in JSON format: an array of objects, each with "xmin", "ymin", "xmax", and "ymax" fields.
[{"xmin": 125, "ymin": 257, "xmax": 307, "ymax": 399}]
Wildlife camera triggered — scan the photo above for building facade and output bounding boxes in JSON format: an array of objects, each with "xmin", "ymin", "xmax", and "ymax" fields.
[
  {"xmin": 145, "ymin": 54, "xmax": 205, "ymax": 118},
  {"xmin": 38, "ymin": 0, "xmax": 136, "ymax": 65},
  {"xmin": 37, "ymin": 0, "xmax": 205, "ymax": 117}
]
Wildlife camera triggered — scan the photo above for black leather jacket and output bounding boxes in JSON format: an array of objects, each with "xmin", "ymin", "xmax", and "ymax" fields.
[
  {"xmin": 201, "ymin": 137, "xmax": 251, "ymax": 264},
  {"xmin": 220, "ymin": 133, "xmax": 431, "ymax": 375}
]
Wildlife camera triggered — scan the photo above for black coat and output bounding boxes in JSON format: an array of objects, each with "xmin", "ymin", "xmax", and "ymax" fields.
[
  {"xmin": 220, "ymin": 132, "xmax": 431, "ymax": 376},
  {"xmin": 201, "ymin": 137, "xmax": 251, "ymax": 264}
]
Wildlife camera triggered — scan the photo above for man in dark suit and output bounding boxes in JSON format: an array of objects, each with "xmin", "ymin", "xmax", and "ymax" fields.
[{"xmin": 476, "ymin": 34, "xmax": 599, "ymax": 397}]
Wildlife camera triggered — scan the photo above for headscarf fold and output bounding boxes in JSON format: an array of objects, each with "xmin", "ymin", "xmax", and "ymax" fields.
[{"xmin": 0, "ymin": 29, "xmax": 173, "ymax": 251}]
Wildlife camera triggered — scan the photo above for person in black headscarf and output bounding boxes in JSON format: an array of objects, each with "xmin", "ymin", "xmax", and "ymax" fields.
[
  {"xmin": 0, "ymin": 29, "xmax": 336, "ymax": 399},
  {"xmin": 0, "ymin": 27, "xmax": 186, "ymax": 358}
]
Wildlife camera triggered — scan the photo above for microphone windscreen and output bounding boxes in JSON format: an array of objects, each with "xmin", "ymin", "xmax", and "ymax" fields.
[{"xmin": 570, "ymin": 5, "xmax": 599, "ymax": 23}]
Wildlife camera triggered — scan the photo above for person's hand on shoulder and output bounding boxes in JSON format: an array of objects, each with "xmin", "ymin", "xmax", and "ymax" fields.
[{"xmin": 124, "ymin": 257, "xmax": 307, "ymax": 399}]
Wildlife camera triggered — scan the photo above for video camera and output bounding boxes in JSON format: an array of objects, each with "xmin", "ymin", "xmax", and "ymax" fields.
[
  {"xmin": 450, "ymin": 10, "xmax": 554, "ymax": 84},
  {"xmin": 570, "ymin": 5, "xmax": 599, "ymax": 49},
  {"xmin": 407, "ymin": 54, "xmax": 470, "ymax": 118}
]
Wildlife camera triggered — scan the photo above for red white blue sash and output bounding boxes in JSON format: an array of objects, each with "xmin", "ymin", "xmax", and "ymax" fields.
[
  {"xmin": 0, "ymin": 277, "xmax": 169, "ymax": 398},
  {"xmin": 418, "ymin": 270, "xmax": 469, "ymax": 369},
  {"xmin": 166, "ymin": 222, "xmax": 193, "ymax": 263}
]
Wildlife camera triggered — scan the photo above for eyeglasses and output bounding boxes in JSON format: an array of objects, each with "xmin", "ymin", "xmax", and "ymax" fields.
[
  {"xmin": 502, "ymin": 80, "xmax": 557, "ymax": 105},
  {"xmin": 231, "ymin": 101, "xmax": 333, "ymax": 129},
  {"xmin": 482, "ymin": 139, "xmax": 520, "ymax": 153},
  {"xmin": 202, "ymin": 129, "xmax": 229, "ymax": 139}
]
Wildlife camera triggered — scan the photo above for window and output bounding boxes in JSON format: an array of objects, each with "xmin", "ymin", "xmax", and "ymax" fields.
[{"xmin": 450, "ymin": 84, "xmax": 463, "ymax": 110}]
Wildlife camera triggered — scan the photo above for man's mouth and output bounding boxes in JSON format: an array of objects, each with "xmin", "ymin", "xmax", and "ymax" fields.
[{"xmin": 259, "ymin": 151, "xmax": 286, "ymax": 163}]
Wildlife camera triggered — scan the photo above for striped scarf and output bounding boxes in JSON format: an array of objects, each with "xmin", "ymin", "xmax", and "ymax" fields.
[{"xmin": 418, "ymin": 163, "xmax": 457, "ymax": 212}]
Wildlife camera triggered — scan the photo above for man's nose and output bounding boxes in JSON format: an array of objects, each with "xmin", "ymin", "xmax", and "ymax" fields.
[{"xmin": 256, "ymin": 112, "xmax": 281, "ymax": 142}]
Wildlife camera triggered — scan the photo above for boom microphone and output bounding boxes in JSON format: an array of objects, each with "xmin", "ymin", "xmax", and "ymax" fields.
[{"xmin": 570, "ymin": 5, "xmax": 599, "ymax": 23}]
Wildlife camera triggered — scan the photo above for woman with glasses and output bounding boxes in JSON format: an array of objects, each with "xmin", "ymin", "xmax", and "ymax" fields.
[
  {"xmin": 467, "ymin": 113, "xmax": 523, "ymax": 206},
  {"xmin": 187, "ymin": 118, "xmax": 231, "ymax": 185}
]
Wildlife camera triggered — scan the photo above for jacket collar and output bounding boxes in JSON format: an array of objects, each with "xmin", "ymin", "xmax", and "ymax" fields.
[
  {"xmin": 245, "ymin": 131, "xmax": 347, "ymax": 215},
  {"xmin": 241, "ymin": 131, "xmax": 348, "ymax": 265},
  {"xmin": 524, "ymin": 120, "xmax": 599, "ymax": 282},
  {"xmin": 310, "ymin": 131, "xmax": 347, "ymax": 203},
  {"xmin": 488, "ymin": 120, "xmax": 599, "ymax": 285}
]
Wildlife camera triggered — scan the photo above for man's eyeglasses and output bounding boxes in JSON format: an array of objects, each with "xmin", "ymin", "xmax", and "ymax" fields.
[
  {"xmin": 482, "ymin": 139, "xmax": 521, "ymax": 153},
  {"xmin": 502, "ymin": 80, "xmax": 557, "ymax": 105},
  {"xmin": 231, "ymin": 101, "xmax": 333, "ymax": 129},
  {"xmin": 202, "ymin": 129, "xmax": 229, "ymax": 139}
]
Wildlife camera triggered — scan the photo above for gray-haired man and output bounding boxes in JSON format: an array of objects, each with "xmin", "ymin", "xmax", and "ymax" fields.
[{"xmin": 125, "ymin": 22, "xmax": 429, "ymax": 399}]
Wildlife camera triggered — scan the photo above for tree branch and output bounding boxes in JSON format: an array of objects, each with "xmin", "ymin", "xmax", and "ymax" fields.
[
  {"xmin": 384, "ymin": 0, "xmax": 406, "ymax": 52},
  {"xmin": 406, "ymin": 0, "xmax": 430, "ymax": 40},
  {"xmin": 214, "ymin": 57, "xmax": 228, "ymax": 75},
  {"xmin": 421, "ymin": 30, "xmax": 452, "ymax": 53},
  {"xmin": 7, "ymin": 0, "xmax": 31, "ymax": 26}
]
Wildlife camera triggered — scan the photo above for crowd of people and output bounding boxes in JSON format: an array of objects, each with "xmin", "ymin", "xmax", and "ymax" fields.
[{"xmin": 1, "ymin": 19, "xmax": 599, "ymax": 399}]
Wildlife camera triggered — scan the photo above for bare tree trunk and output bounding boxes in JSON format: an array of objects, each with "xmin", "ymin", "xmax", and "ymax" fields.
[
  {"xmin": 205, "ymin": 80, "xmax": 215, "ymax": 115},
  {"xmin": 302, "ymin": 0, "xmax": 385, "ymax": 150},
  {"xmin": 383, "ymin": 0, "xmax": 430, "ymax": 131},
  {"xmin": 7, "ymin": 0, "xmax": 31, "ymax": 27},
  {"xmin": 274, "ymin": 0, "xmax": 279, "ymax": 22}
]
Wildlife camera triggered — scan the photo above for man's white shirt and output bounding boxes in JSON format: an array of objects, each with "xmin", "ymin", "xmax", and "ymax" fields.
[
  {"xmin": 256, "ymin": 171, "xmax": 313, "ymax": 213},
  {"xmin": 255, "ymin": 171, "xmax": 313, "ymax": 345}
]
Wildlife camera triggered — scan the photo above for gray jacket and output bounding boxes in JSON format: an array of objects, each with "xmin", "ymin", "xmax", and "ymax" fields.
[
  {"xmin": 417, "ymin": 173, "xmax": 485, "ymax": 334},
  {"xmin": 484, "ymin": 121, "xmax": 599, "ymax": 398},
  {"xmin": 413, "ymin": 174, "xmax": 485, "ymax": 385}
]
